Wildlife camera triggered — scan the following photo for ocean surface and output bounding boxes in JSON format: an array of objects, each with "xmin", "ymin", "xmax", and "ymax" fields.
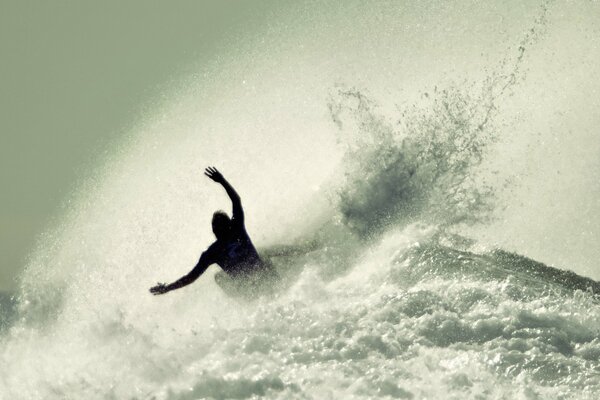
[
  {"xmin": 2, "ymin": 1, "xmax": 599, "ymax": 399},
  {"xmin": 1, "ymin": 224, "xmax": 599, "ymax": 399}
]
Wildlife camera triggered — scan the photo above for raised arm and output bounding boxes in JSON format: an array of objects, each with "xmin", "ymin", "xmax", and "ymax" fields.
[
  {"xmin": 204, "ymin": 166, "xmax": 244, "ymax": 223},
  {"xmin": 149, "ymin": 250, "xmax": 213, "ymax": 295}
]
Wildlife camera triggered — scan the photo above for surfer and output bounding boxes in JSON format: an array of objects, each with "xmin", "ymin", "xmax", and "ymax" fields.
[{"xmin": 149, "ymin": 167, "xmax": 279, "ymax": 297}]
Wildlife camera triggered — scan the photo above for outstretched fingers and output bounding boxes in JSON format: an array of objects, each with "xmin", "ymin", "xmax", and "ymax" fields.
[
  {"xmin": 149, "ymin": 282, "xmax": 167, "ymax": 295},
  {"xmin": 204, "ymin": 166, "xmax": 215, "ymax": 176},
  {"xmin": 204, "ymin": 166, "xmax": 223, "ymax": 182}
]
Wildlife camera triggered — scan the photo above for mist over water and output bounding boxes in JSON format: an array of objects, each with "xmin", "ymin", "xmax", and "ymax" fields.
[{"xmin": 2, "ymin": 1, "xmax": 600, "ymax": 399}]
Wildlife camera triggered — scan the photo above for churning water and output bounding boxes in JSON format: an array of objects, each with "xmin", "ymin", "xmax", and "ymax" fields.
[{"xmin": 1, "ymin": 1, "xmax": 600, "ymax": 399}]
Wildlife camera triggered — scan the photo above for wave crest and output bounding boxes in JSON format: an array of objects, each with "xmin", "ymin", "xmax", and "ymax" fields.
[{"xmin": 329, "ymin": 85, "xmax": 501, "ymax": 237}]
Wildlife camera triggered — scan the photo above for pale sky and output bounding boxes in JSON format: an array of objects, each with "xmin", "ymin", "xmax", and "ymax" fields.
[{"xmin": 0, "ymin": 1, "xmax": 281, "ymax": 292}]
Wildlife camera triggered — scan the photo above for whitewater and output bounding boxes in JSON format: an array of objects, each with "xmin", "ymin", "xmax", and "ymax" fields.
[{"xmin": 1, "ymin": 1, "xmax": 600, "ymax": 399}]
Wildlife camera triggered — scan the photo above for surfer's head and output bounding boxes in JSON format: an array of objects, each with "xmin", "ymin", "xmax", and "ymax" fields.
[{"xmin": 212, "ymin": 210, "xmax": 231, "ymax": 240}]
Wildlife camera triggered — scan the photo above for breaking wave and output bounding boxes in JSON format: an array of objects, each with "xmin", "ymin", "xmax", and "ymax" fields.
[{"xmin": 2, "ymin": 1, "xmax": 599, "ymax": 399}]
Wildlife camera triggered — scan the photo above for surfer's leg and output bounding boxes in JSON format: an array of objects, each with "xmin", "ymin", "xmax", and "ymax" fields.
[
  {"xmin": 215, "ymin": 271, "xmax": 245, "ymax": 298},
  {"xmin": 214, "ymin": 270, "xmax": 231, "ymax": 290}
]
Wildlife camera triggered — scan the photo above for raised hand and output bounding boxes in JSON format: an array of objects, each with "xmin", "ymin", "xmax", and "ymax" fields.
[
  {"xmin": 149, "ymin": 282, "xmax": 169, "ymax": 295},
  {"xmin": 204, "ymin": 166, "xmax": 224, "ymax": 183}
]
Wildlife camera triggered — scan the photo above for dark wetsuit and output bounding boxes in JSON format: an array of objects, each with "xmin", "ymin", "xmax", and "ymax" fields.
[
  {"xmin": 190, "ymin": 203, "xmax": 278, "ymax": 297},
  {"xmin": 202, "ymin": 219, "xmax": 262, "ymax": 277},
  {"xmin": 201, "ymin": 186, "xmax": 275, "ymax": 277},
  {"xmin": 205, "ymin": 221, "xmax": 277, "ymax": 297},
  {"xmin": 152, "ymin": 169, "xmax": 278, "ymax": 298}
]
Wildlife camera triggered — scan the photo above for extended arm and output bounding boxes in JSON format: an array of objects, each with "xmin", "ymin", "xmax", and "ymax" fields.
[
  {"xmin": 150, "ymin": 251, "xmax": 212, "ymax": 295},
  {"xmin": 204, "ymin": 166, "xmax": 244, "ymax": 223}
]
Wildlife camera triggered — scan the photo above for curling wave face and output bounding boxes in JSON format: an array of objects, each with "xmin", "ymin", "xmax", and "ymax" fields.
[
  {"xmin": 3, "ymin": 95, "xmax": 599, "ymax": 399},
  {"xmin": 3, "ymin": 93, "xmax": 599, "ymax": 400}
]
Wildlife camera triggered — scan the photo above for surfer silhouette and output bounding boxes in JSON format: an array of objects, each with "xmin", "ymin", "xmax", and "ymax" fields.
[{"xmin": 149, "ymin": 167, "xmax": 278, "ymax": 297}]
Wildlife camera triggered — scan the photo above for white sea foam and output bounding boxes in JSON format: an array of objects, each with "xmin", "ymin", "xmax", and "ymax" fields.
[{"xmin": 3, "ymin": 224, "xmax": 599, "ymax": 399}]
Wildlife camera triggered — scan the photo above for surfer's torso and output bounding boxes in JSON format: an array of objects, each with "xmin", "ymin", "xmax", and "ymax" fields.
[{"xmin": 204, "ymin": 226, "xmax": 263, "ymax": 276}]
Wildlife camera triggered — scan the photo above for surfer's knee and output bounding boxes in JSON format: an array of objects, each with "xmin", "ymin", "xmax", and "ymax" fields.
[{"xmin": 214, "ymin": 270, "xmax": 227, "ymax": 285}]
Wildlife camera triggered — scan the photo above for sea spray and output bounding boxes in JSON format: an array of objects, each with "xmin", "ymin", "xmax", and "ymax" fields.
[
  {"xmin": 329, "ymin": 85, "xmax": 501, "ymax": 237},
  {"xmin": 327, "ymin": 1, "xmax": 553, "ymax": 239}
]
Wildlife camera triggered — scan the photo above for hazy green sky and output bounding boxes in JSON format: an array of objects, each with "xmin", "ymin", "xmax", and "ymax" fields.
[{"xmin": 0, "ymin": 1, "xmax": 281, "ymax": 292}]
